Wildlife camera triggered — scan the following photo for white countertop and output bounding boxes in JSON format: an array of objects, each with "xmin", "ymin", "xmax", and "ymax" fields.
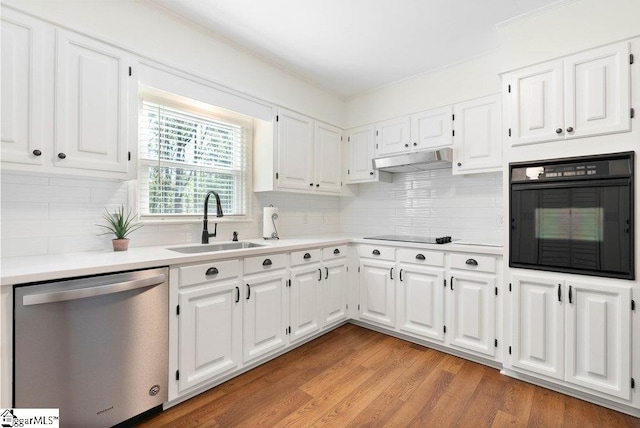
[{"xmin": 1, "ymin": 234, "xmax": 503, "ymax": 286}]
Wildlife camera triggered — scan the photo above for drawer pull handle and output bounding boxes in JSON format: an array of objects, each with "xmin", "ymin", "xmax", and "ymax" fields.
[
  {"xmin": 333, "ymin": 248, "xmax": 340, "ymax": 255},
  {"xmin": 557, "ymin": 284, "xmax": 562, "ymax": 302},
  {"xmin": 303, "ymin": 253, "xmax": 311, "ymax": 259},
  {"xmin": 325, "ymin": 267, "xmax": 329, "ymax": 280},
  {"xmin": 450, "ymin": 276, "xmax": 454, "ymax": 291},
  {"xmin": 235, "ymin": 286, "xmax": 240, "ymax": 303},
  {"xmin": 465, "ymin": 258, "xmax": 478, "ymax": 266},
  {"xmin": 415, "ymin": 254, "xmax": 425, "ymax": 260},
  {"xmin": 246, "ymin": 284, "xmax": 251, "ymax": 300},
  {"xmin": 390, "ymin": 267, "xmax": 394, "ymax": 280},
  {"xmin": 372, "ymin": 249, "xmax": 381, "ymax": 256},
  {"xmin": 205, "ymin": 267, "xmax": 219, "ymax": 275},
  {"xmin": 399, "ymin": 269, "xmax": 403, "ymax": 282},
  {"xmin": 263, "ymin": 259, "xmax": 272, "ymax": 266},
  {"xmin": 318, "ymin": 268, "xmax": 322, "ymax": 281}
]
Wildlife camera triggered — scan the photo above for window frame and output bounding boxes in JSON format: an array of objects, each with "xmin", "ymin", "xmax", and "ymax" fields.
[{"xmin": 136, "ymin": 86, "xmax": 253, "ymax": 224}]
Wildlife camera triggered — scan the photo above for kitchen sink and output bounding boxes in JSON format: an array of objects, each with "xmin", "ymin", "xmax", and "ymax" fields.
[{"xmin": 168, "ymin": 241, "xmax": 265, "ymax": 253}]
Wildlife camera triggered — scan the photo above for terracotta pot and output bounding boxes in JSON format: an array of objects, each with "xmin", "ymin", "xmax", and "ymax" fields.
[{"xmin": 112, "ymin": 238, "xmax": 130, "ymax": 251}]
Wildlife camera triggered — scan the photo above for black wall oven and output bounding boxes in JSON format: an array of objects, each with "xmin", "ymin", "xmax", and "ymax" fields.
[{"xmin": 510, "ymin": 151, "xmax": 634, "ymax": 279}]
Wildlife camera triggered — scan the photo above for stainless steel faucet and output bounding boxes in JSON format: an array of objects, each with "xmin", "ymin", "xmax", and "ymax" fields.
[{"xmin": 202, "ymin": 191, "xmax": 224, "ymax": 244}]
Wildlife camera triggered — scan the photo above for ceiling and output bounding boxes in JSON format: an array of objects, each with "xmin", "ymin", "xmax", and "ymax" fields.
[{"xmin": 150, "ymin": 0, "xmax": 567, "ymax": 98}]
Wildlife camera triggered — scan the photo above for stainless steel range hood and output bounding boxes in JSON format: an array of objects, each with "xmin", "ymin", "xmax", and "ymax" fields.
[{"xmin": 372, "ymin": 147, "xmax": 453, "ymax": 173}]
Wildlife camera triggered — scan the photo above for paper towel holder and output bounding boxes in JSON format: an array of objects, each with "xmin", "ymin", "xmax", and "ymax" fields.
[{"xmin": 264, "ymin": 205, "xmax": 280, "ymax": 240}]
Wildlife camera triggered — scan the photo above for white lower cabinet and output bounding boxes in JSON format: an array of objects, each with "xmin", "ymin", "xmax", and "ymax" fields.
[
  {"xmin": 322, "ymin": 254, "xmax": 348, "ymax": 327},
  {"xmin": 359, "ymin": 246, "xmax": 396, "ymax": 328},
  {"xmin": 447, "ymin": 271, "xmax": 496, "ymax": 357},
  {"xmin": 289, "ymin": 250, "xmax": 322, "ymax": 343},
  {"xmin": 510, "ymin": 273, "xmax": 632, "ymax": 401},
  {"xmin": 243, "ymin": 254, "xmax": 288, "ymax": 364},
  {"xmin": 175, "ymin": 260, "xmax": 242, "ymax": 394},
  {"xmin": 397, "ymin": 250, "xmax": 445, "ymax": 342}
]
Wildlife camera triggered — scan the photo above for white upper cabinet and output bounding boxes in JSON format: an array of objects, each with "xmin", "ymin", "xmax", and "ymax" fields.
[
  {"xmin": 1, "ymin": 9, "xmax": 53, "ymax": 166},
  {"xmin": 565, "ymin": 42, "xmax": 631, "ymax": 139},
  {"xmin": 256, "ymin": 108, "xmax": 342, "ymax": 194},
  {"xmin": 275, "ymin": 108, "xmax": 315, "ymax": 191},
  {"xmin": 411, "ymin": 106, "xmax": 453, "ymax": 151},
  {"xmin": 1, "ymin": 9, "xmax": 135, "ymax": 178},
  {"xmin": 375, "ymin": 116, "xmax": 411, "ymax": 156},
  {"xmin": 507, "ymin": 41, "xmax": 631, "ymax": 146},
  {"xmin": 54, "ymin": 29, "xmax": 134, "ymax": 174},
  {"xmin": 452, "ymin": 94, "xmax": 502, "ymax": 174},
  {"xmin": 346, "ymin": 124, "xmax": 391, "ymax": 184},
  {"xmin": 314, "ymin": 121, "xmax": 342, "ymax": 193}
]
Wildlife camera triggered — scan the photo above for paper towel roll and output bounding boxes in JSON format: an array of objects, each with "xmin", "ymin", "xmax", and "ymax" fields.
[{"xmin": 263, "ymin": 206, "xmax": 279, "ymax": 239}]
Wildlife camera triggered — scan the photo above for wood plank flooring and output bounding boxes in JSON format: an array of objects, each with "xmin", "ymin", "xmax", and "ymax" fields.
[{"xmin": 139, "ymin": 324, "xmax": 640, "ymax": 427}]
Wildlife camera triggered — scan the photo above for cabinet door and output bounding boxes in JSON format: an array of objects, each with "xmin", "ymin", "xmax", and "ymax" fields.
[
  {"xmin": 411, "ymin": 106, "xmax": 453, "ymax": 151},
  {"xmin": 375, "ymin": 116, "xmax": 411, "ymax": 156},
  {"xmin": 55, "ymin": 29, "xmax": 132, "ymax": 173},
  {"xmin": 347, "ymin": 125, "xmax": 376, "ymax": 183},
  {"xmin": 178, "ymin": 279, "xmax": 241, "ymax": 392},
  {"xmin": 359, "ymin": 259, "xmax": 396, "ymax": 328},
  {"xmin": 508, "ymin": 61, "xmax": 564, "ymax": 146},
  {"xmin": 453, "ymin": 94, "xmax": 502, "ymax": 174},
  {"xmin": 276, "ymin": 108, "xmax": 314, "ymax": 190},
  {"xmin": 448, "ymin": 273, "xmax": 496, "ymax": 357},
  {"xmin": 290, "ymin": 264, "xmax": 321, "ymax": 343},
  {"xmin": 314, "ymin": 121, "xmax": 342, "ymax": 193},
  {"xmin": 565, "ymin": 281, "xmax": 631, "ymax": 400},
  {"xmin": 323, "ymin": 259, "xmax": 348, "ymax": 327},
  {"xmin": 397, "ymin": 264, "xmax": 445, "ymax": 342},
  {"xmin": 1, "ymin": 9, "xmax": 53, "ymax": 166},
  {"xmin": 243, "ymin": 270, "xmax": 288, "ymax": 363},
  {"xmin": 510, "ymin": 274, "xmax": 564, "ymax": 380},
  {"xmin": 565, "ymin": 42, "xmax": 631, "ymax": 139}
]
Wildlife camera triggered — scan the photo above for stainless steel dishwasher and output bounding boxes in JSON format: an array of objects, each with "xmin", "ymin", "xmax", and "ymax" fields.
[{"xmin": 14, "ymin": 267, "xmax": 169, "ymax": 427}]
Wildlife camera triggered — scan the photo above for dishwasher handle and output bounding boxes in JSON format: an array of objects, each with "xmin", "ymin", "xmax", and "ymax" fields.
[{"xmin": 22, "ymin": 273, "xmax": 166, "ymax": 306}]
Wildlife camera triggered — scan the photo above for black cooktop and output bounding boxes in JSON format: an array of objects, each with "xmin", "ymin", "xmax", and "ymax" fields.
[{"xmin": 364, "ymin": 235, "xmax": 453, "ymax": 244}]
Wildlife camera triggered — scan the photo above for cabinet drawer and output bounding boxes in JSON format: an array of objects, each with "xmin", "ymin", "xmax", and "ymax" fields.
[
  {"xmin": 290, "ymin": 248, "xmax": 322, "ymax": 266},
  {"xmin": 322, "ymin": 245, "xmax": 347, "ymax": 260},
  {"xmin": 244, "ymin": 253, "xmax": 287, "ymax": 274},
  {"xmin": 449, "ymin": 253, "xmax": 496, "ymax": 273},
  {"xmin": 357, "ymin": 244, "xmax": 395, "ymax": 261},
  {"xmin": 397, "ymin": 249, "xmax": 444, "ymax": 267},
  {"xmin": 179, "ymin": 259, "xmax": 241, "ymax": 287}
]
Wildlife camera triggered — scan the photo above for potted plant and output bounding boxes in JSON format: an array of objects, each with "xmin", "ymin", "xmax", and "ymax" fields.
[{"xmin": 97, "ymin": 205, "xmax": 143, "ymax": 251}]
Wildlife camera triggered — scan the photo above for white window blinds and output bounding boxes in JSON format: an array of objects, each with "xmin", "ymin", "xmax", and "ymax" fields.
[{"xmin": 138, "ymin": 96, "xmax": 249, "ymax": 217}]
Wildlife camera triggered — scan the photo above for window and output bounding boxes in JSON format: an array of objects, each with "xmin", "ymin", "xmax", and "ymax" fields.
[{"xmin": 138, "ymin": 89, "xmax": 251, "ymax": 220}]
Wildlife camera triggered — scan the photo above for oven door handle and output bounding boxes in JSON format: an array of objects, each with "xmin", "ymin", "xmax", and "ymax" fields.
[{"xmin": 22, "ymin": 274, "xmax": 166, "ymax": 306}]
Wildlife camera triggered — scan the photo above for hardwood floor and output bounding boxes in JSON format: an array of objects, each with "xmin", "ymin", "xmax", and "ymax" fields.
[{"xmin": 139, "ymin": 324, "xmax": 640, "ymax": 427}]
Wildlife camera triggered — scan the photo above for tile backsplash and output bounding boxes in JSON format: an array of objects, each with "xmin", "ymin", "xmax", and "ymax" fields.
[{"xmin": 1, "ymin": 168, "xmax": 502, "ymax": 257}]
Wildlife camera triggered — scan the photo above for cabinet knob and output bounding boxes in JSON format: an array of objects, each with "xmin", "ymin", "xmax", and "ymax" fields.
[
  {"xmin": 566, "ymin": 126, "xmax": 574, "ymax": 133},
  {"xmin": 413, "ymin": 142, "xmax": 417, "ymax": 146},
  {"xmin": 316, "ymin": 184, "xmax": 319, "ymax": 187},
  {"xmin": 457, "ymin": 162, "xmax": 462, "ymax": 167},
  {"xmin": 309, "ymin": 183, "xmax": 314, "ymax": 187},
  {"xmin": 32, "ymin": 149, "xmax": 42, "ymax": 157},
  {"xmin": 404, "ymin": 143, "xmax": 409, "ymax": 147},
  {"xmin": 555, "ymin": 128, "xmax": 563, "ymax": 134},
  {"xmin": 369, "ymin": 172, "xmax": 374, "ymax": 175},
  {"xmin": 57, "ymin": 152, "xmax": 67, "ymax": 159}
]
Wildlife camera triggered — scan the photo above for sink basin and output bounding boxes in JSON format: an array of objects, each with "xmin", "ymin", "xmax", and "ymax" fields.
[{"xmin": 168, "ymin": 242, "xmax": 265, "ymax": 254}]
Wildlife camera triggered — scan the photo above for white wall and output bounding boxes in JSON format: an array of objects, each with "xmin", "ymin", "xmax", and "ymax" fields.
[
  {"xmin": 3, "ymin": 0, "xmax": 345, "ymax": 127},
  {"xmin": 341, "ymin": 171, "xmax": 503, "ymax": 244},
  {"xmin": 345, "ymin": 51, "xmax": 501, "ymax": 128},
  {"xmin": 0, "ymin": 171, "xmax": 341, "ymax": 257},
  {"xmin": 498, "ymin": 0, "xmax": 640, "ymax": 72}
]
